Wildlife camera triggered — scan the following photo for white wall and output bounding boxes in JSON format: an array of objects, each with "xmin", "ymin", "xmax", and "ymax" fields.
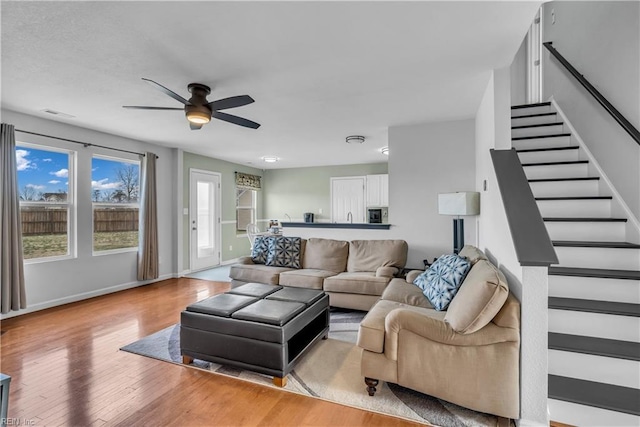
[
  {"xmin": 1, "ymin": 109, "xmax": 178, "ymax": 318},
  {"xmin": 388, "ymin": 119, "xmax": 477, "ymax": 268},
  {"xmin": 511, "ymin": 37, "xmax": 528, "ymax": 106},
  {"xmin": 542, "ymin": 1, "xmax": 640, "ymax": 219},
  {"xmin": 475, "ymin": 68, "xmax": 549, "ymax": 425}
]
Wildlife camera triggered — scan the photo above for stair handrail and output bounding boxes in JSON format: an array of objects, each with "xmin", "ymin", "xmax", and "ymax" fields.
[
  {"xmin": 543, "ymin": 42, "xmax": 640, "ymax": 147},
  {"xmin": 490, "ymin": 149, "xmax": 558, "ymax": 267}
]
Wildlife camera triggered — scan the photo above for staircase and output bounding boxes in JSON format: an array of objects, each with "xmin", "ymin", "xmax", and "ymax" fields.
[{"xmin": 511, "ymin": 102, "xmax": 640, "ymax": 426}]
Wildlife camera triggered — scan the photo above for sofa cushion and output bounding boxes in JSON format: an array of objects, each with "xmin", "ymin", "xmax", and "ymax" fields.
[
  {"xmin": 357, "ymin": 299, "xmax": 406, "ymax": 353},
  {"xmin": 323, "ymin": 272, "xmax": 390, "ymax": 296},
  {"xmin": 302, "ymin": 238, "xmax": 349, "ymax": 272},
  {"xmin": 266, "ymin": 236, "xmax": 302, "ymax": 268},
  {"xmin": 445, "ymin": 259, "xmax": 509, "ymax": 334},
  {"xmin": 382, "ymin": 278, "xmax": 433, "ymax": 309},
  {"xmin": 347, "ymin": 240, "xmax": 408, "ymax": 273},
  {"xmin": 251, "ymin": 235, "xmax": 272, "ymax": 264},
  {"xmin": 414, "ymin": 254, "xmax": 471, "ymax": 311},
  {"xmin": 229, "ymin": 263, "xmax": 295, "ymax": 285},
  {"xmin": 279, "ymin": 269, "xmax": 337, "ymax": 290},
  {"xmin": 459, "ymin": 245, "xmax": 488, "ymax": 265}
]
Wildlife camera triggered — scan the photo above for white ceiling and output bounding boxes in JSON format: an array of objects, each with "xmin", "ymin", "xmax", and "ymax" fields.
[{"xmin": 1, "ymin": 1, "xmax": 540, "ymax": 169}]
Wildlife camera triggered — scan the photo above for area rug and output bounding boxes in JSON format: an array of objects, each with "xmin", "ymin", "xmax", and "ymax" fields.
[
  {"xmin": 121, "ymin": 309, "xmax": 506, "ymax": 427},
  {"xmin": 184, "ymin": 265, "xmax": 232, "ymax": 281}
]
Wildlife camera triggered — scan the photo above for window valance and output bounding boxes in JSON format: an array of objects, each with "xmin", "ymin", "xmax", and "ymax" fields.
[{"xmin": 235, "ymin": 172, "xmax": 261, "ymax": 190}]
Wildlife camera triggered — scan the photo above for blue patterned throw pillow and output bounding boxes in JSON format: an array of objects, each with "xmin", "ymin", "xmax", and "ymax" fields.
[
  {"xmin": 251, "ymin": 236, "xmax": 272, "ymax": 264},
  {"xmin": 413, "ymin": 254, "xmax": 471, "ymax": 311},
  {"xmin": 266, "ymin": 236, "xmax": 302, "ymax": 268}
]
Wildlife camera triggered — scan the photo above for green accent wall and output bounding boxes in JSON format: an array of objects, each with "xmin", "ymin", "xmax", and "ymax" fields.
[
  {"xmin": 263, "ymin": 163, "xmax": 387, "ymax": 222},
  {"xmin": 183, "ymin": 152, "xmax": 265, "ymax": 267}
]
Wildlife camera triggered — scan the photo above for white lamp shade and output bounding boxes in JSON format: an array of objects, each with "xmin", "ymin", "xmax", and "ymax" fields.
[{"xmin": 438, "ymin": 192, "xmax": 480, "ymax": 216}]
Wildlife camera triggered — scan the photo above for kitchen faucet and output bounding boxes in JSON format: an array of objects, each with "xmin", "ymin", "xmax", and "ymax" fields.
[
  {"xmin": 347, "ymin": 212, "xmax": 353, "ymax": 224},
  {"xmin": 284, "ymin": 213, "xmax": 291, "ymax": 222}
]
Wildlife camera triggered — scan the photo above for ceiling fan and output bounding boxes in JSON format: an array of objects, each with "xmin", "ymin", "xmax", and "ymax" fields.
[{"xmin": 123, "ymin": 78, "xmax": 260, "ymax": 130}]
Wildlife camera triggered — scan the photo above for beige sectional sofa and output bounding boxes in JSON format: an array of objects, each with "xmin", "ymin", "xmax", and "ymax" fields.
[
  {"xmin": 229, "ymin": 238, "xmax": 408, "ymax": 311},
  {"xmin": 357, "ymin": 245, "xmax": 520, "ymax": 419}
]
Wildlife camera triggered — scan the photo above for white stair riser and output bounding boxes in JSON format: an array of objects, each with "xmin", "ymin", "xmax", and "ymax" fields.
[
  {"xmin": 549, "ymin": 399, "xmax": 640, "ymax": 427},
  {"xmin": 554, "ymin": 246, "xmax": 640, "ymax": 270},
  {"xmin": 549, "ymin": 349, "xmax": 640, "ymax": 388},
  {"xmin": 545, "ymin": 221, "xmax": 626, "ymax": 242},
  {"xmin": 549, "ymin": 309, "xmax": 640, "ymax": 343},
  {"xmin": 549, "ymin": 275, "xmax": 640, "ymax": 304},
  {"xmin": 511, "ymin": 114, "xmax": 559, "ymax": 126},
  {"xmin": 511, "ymin": 105, "xmax": 553, "ymax": 116},
  {"xmin": 517, "ymin": 148, "xmax": 580, "ymax": 163},
  {"xmin": 512, "ymin": 123, "xmax": 566, "ymax": 138},
  {"xmin": 524, "ymin": 163, "xmax": 589, "ymax": 179},
  {"xmin": 530, "ymin": 179, "xmax": 600, "ymax": 197},
  {"xmin": 512, "ymin": 136, "xmax": 572, "ymax": 150},
  {"xmin": 537, "ymin": 199, "xmax": 611, "ymax": 217}
]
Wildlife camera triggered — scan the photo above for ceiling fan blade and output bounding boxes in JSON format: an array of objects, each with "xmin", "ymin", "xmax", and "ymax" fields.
[
  {"xmin": 190, "ymin": 122, "xmax": 203, "ymax": 130},
  {"xmin": 208, "ymin": 95, "xmax": 255, "ymax": 111},
  {"xmin": 212, "ymin": 111, "xmax": 261, "ymax": 129},
  {"xmin": 141, "ymin": 78, "xmax": 191, "ymax": 105},
  {"xmin": 123, "ymin": 106, "xmax": 184, "ymax": 110}
]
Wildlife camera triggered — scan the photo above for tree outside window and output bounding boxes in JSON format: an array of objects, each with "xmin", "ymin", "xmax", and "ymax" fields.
[{"xmin": 92, "ymin": 156, "xmax": 140, "ymax": 252}]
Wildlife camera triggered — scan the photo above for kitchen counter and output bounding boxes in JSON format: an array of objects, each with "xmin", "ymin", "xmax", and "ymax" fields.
[{"xmin": 280, "ymin": 222, "xmax": 391, "ymax": 230}]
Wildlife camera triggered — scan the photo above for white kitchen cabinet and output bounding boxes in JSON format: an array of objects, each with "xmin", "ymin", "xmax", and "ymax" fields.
[{"xmin": 366, "ymin": 174, "xmax": 389, "ymax": 207}]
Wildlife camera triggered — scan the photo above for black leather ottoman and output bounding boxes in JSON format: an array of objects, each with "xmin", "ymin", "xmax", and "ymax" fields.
[{"xmin": 180, "ymin": 283, "xmax": 330, "ymax": 386}]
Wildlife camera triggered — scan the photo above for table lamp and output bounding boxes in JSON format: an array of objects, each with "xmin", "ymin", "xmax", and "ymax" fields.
[{"xmin": 438, "ymin": 192, "xmax": 480, "ymax": 254}]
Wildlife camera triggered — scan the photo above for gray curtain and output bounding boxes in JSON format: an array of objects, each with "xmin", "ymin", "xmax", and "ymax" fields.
[
  {"xmin": 137, "ymin": 152, "xmax": 159, "ymax": 281},
  {"xmin": 1, "ymin": 123, "xmax": 26, "ymax": 313}
]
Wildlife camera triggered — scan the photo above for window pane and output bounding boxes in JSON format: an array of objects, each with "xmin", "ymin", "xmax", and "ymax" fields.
[
  {"xmin": 21, "ymin": 206, "xmax": 68, "ymax": 259},
  {"xmin": 16, "ymin": 147, "xmax": 69, "ymax": 201},
  {"xmin": 237, "ymin": 189, "xmax": 253, "ymax": 206},
  {"xmin": 16, "ymin": 145, "xmax": 71, "ymax": 260},
  {"xmin": 92, "ymin": 157, "xmax": 140, "ymax": 251}
]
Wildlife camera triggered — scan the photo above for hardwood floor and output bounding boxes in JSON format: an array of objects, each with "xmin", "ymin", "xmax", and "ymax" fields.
[{"xmin": 0, "ymin": 278, "xmax": 422, "ymax": 427}]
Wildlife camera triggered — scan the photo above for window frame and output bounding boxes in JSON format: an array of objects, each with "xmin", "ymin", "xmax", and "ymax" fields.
[
  {"xmin": 17, "ymin": 142, "xmax": 76, "ymax": 264},
  {"xmin": 236, "ymin": 187, "xmax": 256, "ymax": 233},
  {"xmin": 91, "ymin": 154, "xmax": 141, "ymax": 256}
]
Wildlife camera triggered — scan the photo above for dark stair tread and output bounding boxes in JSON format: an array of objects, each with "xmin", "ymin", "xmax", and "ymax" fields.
[
  {"xmin": 529, "ymin": 177, "xmax": 599, "ymax": 182},
  {"xmin": 513, "ymin": 133, "xmax": 572, "ymax": 141},
  {"xmin": 522, "ymin": 160, "xmax": 588, "ymax": 167},
  {"xmin": 511, "ymin": 102, "xmax": 552, "ymax": 109},
  {"xmin": 512, "ymin": 112, "xmax": 558, "ymax": 119},
  {"xmin": 549, "ymin": 266, "xmax": 640, "ymax": 280},
  {"xmin": 512, "ymin": 122, "xmax": 564, "ymax": 130},
  {"xmin": 549, "ymin": 333, "xmax": 640, "ymax": 361},
  {"xmin": 548, "ymin": 297, "xmax": 640, "ymax": 317},
  {"xmin": 517, "ymin": 146, "xmax": 578, "ymax": 153},
  {"xmin": 549, "ymin": 375, "xmax": 640, "ymax": 416},
  {"xmin": 553, "ymin": 241, "xmax": 640, "ymax": 249},
  {"xmin": 536, "ymin": 196, "xmax": 612, "ymax": 200},
  {"xmin": 543, "ymin": 217, "xmax": 627, "ymax": 222}
]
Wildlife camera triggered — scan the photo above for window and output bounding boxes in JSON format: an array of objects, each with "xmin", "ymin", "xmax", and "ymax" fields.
[
  {"xmin": 236, "ymin": 188, "xmax": 256, "ymax": 232},
  {"xmin": 16, "ymin": 143, "xmax": 75, "ymax": 261},
  {"xmin": 92, "ymin": 156, "xmax": 140, "ymax": 253}
]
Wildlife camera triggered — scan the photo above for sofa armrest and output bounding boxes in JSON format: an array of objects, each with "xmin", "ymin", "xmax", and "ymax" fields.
[
  {"xmin": 237, "ymin": 256, "xmax": 255, "ymax": 265},
  {"xmin": 405, "ymin": 270, "xmax": 423, "ymax": 283},
  {"xmin": 383, "ymin": 308, "xmax": 520, "ymax": 361},
  {"xmin": 376, "ymin": 266, "xmax": 398, "ymax": 278}
]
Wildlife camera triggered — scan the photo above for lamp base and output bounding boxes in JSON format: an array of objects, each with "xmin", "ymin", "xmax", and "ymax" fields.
[{"xmin": 453, "ymin": 218, "xmax": 464, "ymax": 254}]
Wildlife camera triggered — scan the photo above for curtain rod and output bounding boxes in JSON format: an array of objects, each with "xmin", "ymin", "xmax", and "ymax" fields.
[{"xmin": 15, "ymin": 129, "xmax": 159, "ymax": 158}]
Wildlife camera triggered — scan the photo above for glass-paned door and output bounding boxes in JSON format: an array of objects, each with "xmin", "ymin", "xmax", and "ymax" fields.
[{"xmin": 189, "ymin": 169, "xmax": 221, "ymax": 271}]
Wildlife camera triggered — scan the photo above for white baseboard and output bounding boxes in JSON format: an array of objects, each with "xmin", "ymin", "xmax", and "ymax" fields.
[{"xmin": 0, "ymin": 273, "xmax": 175, "ymax": 320}]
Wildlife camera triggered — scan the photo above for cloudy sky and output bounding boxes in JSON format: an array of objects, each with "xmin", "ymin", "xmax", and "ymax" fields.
[{"xmin": 16, "ymin": 146, "xmax": 138, "ymax": 197}]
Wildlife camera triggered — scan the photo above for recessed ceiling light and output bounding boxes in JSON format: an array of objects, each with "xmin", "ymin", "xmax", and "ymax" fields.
[
  {"xmin": 262, "ymin": 156, "xmax": 279, "ymax": 163},
  {"xmin": 381, "ymin": 147, "xmax": 389, "ymax": 155},
  {"xmin": 346, "ymin": 135, "xmax": 365, "ymax": 144}
]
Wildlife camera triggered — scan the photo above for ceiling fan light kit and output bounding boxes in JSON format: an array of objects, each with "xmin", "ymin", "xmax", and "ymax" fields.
[
  {"xmin": 123, "ymin": 78, "xmax": 260, "ymax": 130},
  {"xmin": 346, "ymin": 135, "xmax": 365, "ymax": 144}
]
